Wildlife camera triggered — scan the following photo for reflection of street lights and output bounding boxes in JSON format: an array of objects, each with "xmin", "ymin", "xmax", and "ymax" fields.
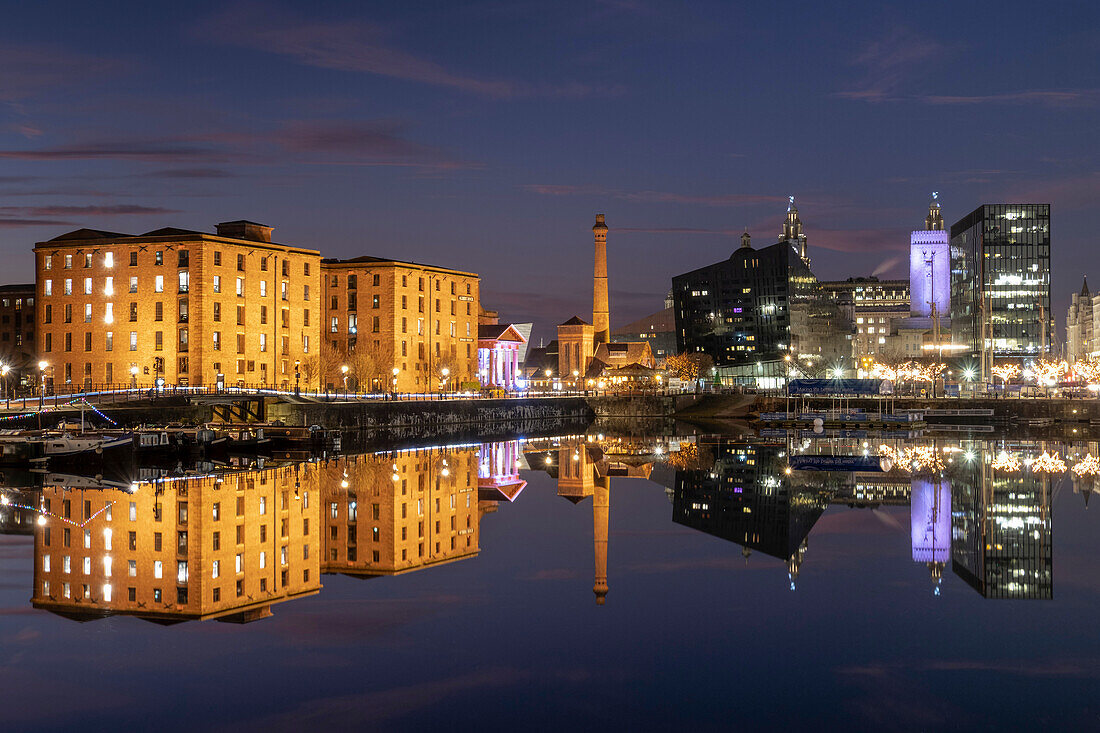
[{"xmin": 294, "ymin": 359, "xmax": 301, "ymax": 396}]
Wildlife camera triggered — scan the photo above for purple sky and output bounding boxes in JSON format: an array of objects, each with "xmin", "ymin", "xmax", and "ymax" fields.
[{"xmin": 1, "ymin": 1, "xmax": 1097, "ymax": 341}]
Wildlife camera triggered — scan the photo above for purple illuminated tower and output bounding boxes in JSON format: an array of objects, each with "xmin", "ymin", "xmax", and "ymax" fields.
[{"xmin": 909, "ymin": 194, "xmax": 949, "ymax": 318}]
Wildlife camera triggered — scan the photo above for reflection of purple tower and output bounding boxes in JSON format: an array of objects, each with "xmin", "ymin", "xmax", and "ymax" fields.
[
  {"xmin": 911, "ymin": 477, "xmax": 951, "ymax": 593},
  {"xmin": 910, "ymin": 194, "xmax": 950, "ymax": 318}
]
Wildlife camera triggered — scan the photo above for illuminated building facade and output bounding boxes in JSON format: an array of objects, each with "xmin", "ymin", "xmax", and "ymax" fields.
[
  {"xmin": 34, "ymin": 222, "xmax": 321, "ymax": 390},
  {"xmin": 477, "ymin": 324, "xmax": 527, "ymax": 390},
  {"xmin": 0, "ymin": 283, "xmax": 36, "ymax": 382},
  {"xmin": 820, "ymin": 277, "xmax": 909, "ymax": 358},
  {"xmin": 31, "ymin": 464, "xmax": 321, "ymax": 623},
  {"xmin": 1066, "ymin": 278, "xmax": 1099, "ymax": 364},
  {"xmin": 910, "ymin": 196, "xmax": 950, "ymax": 319},
  {"xmin": 672, "ymin": 229, "xmax": 850, "ymax": 386},
  {"xmin": 320, "ymin": 257, "xmax": 480, "ymax": 393},
  {"xmin": 950, "ymin": 204, "xmax": 1052, "ymax": 367}
]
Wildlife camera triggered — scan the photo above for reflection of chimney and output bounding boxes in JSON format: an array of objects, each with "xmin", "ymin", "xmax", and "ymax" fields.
[
  {"xmin": 593, "ymin": 476, "xmax": 610, "ymax": 605},
  {"xmin": 593, "ymin": 214, "xmax": 610, "ymax": 344}
]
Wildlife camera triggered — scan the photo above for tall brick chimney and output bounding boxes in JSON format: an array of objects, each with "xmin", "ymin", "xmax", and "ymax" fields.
[{"xmin": 592, "ymin": 213, "xmax": 609, "ymax": 344}]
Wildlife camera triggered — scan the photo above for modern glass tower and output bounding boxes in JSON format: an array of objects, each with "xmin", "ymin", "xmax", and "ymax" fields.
[{"xmin": 949, "ymin": 204, "xmax": 1051, "ymax": 374}]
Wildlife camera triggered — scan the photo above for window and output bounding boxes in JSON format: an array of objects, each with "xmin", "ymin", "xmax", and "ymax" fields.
[
  {"xmin": 214, "ymin": 251, "xmax": 222, "ymax": 266},
  {"xmin": 373, "ymin": 294, "xmax": 379, "ymax": 309},
  {"xmin": 260, "ymin": 257, "xmax": 268, "ymax": 272},
  {"xmin": 178, "ymin": 271, "xmax": 189, "ymax": 293},
  {"xmin": 44, "ymin": 280, "xmax": 52, "ymax": 296},
  {"xmin": 153, "ymin": 560, "xmax": 163, "ymax": 579},
  {"xmin": 260, "ymin": 281, "xmax": 267, "ymax": 297},
  {"xmin": 303, "ymin": 262, "xmax": 309, "ymax": 276},
  {"xmin": 302, "ymin": 334, "xmax": 309, "ymax": 353},
  {"xmin": 44, "ymin": 255, "xmax": 52, "ymax": 270},
  {"xmin": 154, "ymin": 275, "xmax": 164, "ymax": 293},
  {"xmin": 129, "ymin": 276, "xmax": 137, "ymax": 293},
  {"xmin": 236, "ymin": 278, "xmax": 244, "ymax": 296},
  {"xmin": 213, "ymin": 275, "xmax": 221, "ymax": 293},
  {"xmin": 84, "ymin": 303, "xmax": 92, "ymax": 323},
  {"xmin": 331, "ymin": 316, "xmax": 338, "ymax": 333},
  {"xmin": 372, "ymin": 316, "xmax": 380, "ymax": 333},
  {"xmin": 348, "ymin": 314, "xmax": 357, "ymax": 334},
  {"xmin": 236, "ymin": 305, "xmax": 244, "ymax": 326},
  {"xmin": 129, "ymin": 302, "xmax": 137, "ymax": 322},
  {"xmin": 64, "ymin": 279, "xmax": 72, "ymax": 295},
  {"xmin": 259, "ymin": 334, "xmax": 267, "ymax": 352},
  {"xmin": 83, "ymin": 277, "xmax": 92, "ymax": 295},
  {"xmin": 130, "ymin": 332, "xmax": 137, "ymax": 351},
  {"xmin": 213, "ymin": 303, "xmax": 221, "ymax": 322},
  {"xmin": 282, "ymin": 260, "xmax": 289, "ymax": 277},
  {"xmin": 281, "ymin": 281, "xmax": 288, "ymax": 300},
  {"xmin": 65, "ymin": 254, "xmax": 72, "ymax": 269},
  {"xmin": 84, "ymin": 253, "xmax": 93, "ymax": 268},
  {"xmin": 212, "ymin": 560, "xmax": 220, "ymax": 579},
  {"xmin": 303, "ymin": 284, "xmax": 309, "ymax": 301},
  {"xmin": 104, "ymin": 276, "xmax": 113, "ymax": 295},
  {"xmin": 155, "ymin": 302, "xmax": 163, "ymax": 321},
  {"xmin": 105, "ymin": 331, "xmax": 113, "ymax": 351},
  {"xmin": 155, "ymin": 251, "xmax": 163, "ymax": 266},
  {"xmin": 237, "ymin": 254, "xmax": 245, "ymax": 271},
  {"xmin": 129, "ymin": 252, "xmax": 138, "ymax": 266}
]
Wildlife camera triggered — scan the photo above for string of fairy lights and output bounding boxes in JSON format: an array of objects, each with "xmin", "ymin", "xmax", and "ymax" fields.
[
  {"xmin": 0, "ymin": 494, "xmax": 115, "ymax": 528},
  {"xmin": 0, "ymin": 397, "xmax": 117, "ymax": 426}
]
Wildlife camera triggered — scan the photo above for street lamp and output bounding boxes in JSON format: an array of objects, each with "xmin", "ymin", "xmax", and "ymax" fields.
[
  {"xmin": 392, "ymin": 366, "xmax": 400, "ymax": 397},
  {"xmin": 38, "ymin": 360, "xmax": 48, "ymax": 410},
  {"xmin": 572, "ymin": 369, "xmax": 579, "ymax": 392},
  {"xmin": 130, "ymin": 365, "xmax": 139, "ymax": 389},
  {"xmin": 441, "ymin": 367, "xmax": 450, "ymax": 394},
  {"xmin": 784, "ymin": 354, "xmax": 792, "ymax": 416},
  {"xmin": 294, "ymin": 359, "xmax": 301, "ymax": 396},
  {"xmin": 341, "ymin": 364, "xmax": 349, "ymax": 392}
]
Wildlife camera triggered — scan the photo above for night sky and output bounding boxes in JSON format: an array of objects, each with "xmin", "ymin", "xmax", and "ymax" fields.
[{"xmin": 1, "ymin": 1, "xmax": 1097, "ymax": 340}]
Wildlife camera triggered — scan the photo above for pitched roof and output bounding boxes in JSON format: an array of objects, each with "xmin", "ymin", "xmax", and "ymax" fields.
[
  {"xmin": 1083, "ymin": 277, "xmax": 1090, "ymax": 298},
  {"xmin": 49, "ymin": 228, "xmax": 131, "ymax": 242},
  {"xmin": 140, "ymin": 227, "xmax": 204, "ymax": 237},
  {"xmin": 478, "ymin": 324, "xmax": 527, "ymax": 342},
  {"xmin": 560, "ymin": 315, "xmax": 590, "ymax": 326}
]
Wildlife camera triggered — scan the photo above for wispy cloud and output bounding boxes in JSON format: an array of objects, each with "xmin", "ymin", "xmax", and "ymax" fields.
[
  {"xmin": 0, "ymin": 205, "xmax": 179, "ymax": 217},
  {"xmin": 0, "ymin": 218, "xmax": 73, "ymax": 228},
  {"xmin": 523, "ymin": 183, "xmax": 784, "ymax": 207},
  {"xmin": 835, "ymin": 28, "xmax": 943, "ymax": 103},
  {"xmin": 194, "ymin": 2, "xmax": 615, "ymax": 99},
  {"xmin": 920, "ymin": 89, "xmax": 1100, "ymax": 107},
  {"xmin": 0, "ymin": 44, "xmax": 124, "ymax": 103},
  {"xmin": 0, "ymin": 120, "xmax": 473, "ymax": 170}
]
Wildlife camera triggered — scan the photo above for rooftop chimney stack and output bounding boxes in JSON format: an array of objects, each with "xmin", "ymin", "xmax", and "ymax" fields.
[{"xmin": 216, "ymin": 220, "xmax": 273, "ymax": 243}]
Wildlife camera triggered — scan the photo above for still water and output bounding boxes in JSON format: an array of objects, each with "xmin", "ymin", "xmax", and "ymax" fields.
[{"xmin": 1, "ymin": 431, "xmax": 1099, "ymax": 731}]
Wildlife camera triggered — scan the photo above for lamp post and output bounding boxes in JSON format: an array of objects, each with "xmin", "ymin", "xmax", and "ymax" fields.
[
  {"xmin": 0, "ymin": 364, "xmax": 7, "ymax": 403},
  {"xmin": 572, "ymin": 369, "xmax": 579, "ymax": 393},
  {"xmin": 441, "ymin": 367, "xmax": 450, "ymax": 395},
  {"xmin": 784, "ymin": 354, "xmax": 792, "ymax": 417},
  {"xmin": 341, "ymin": 364, "xmax": 349, "ymax": 394},
  {"xmin": 294, "ymin": 359, "xmax": 301, "ymax": 396},
  {"xmin": 392, "ymin": 366, "xmax": 400, "ymax": 399},
  {"xmin": 38, "ymin": 360, "xmax": 48, "ymax": 410},
  {"xmin": 544, "ymin": 368, "xmax": 551, "ymax": 392},
  {"xmin": 130, "ymin": 365, "xmax": 139, "ymax": 389}
]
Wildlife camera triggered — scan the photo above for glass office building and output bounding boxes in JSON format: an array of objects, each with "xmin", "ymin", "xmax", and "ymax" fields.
[{"xmin": 950, "ymin": 204, "xmax": 1051, "ymax": 363}]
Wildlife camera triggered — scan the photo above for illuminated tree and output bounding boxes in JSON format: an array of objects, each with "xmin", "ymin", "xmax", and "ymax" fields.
[
  {"xmin": 665, "ymin": 352, "xmax": 714, "ymax": 381},
  {"xmin": 991, "ymin": 363, "xmax": 1020, "ymax": 385}
]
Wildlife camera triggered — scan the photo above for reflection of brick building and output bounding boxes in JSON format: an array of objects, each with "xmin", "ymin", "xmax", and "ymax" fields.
[
  {"xmin": 34, "ymin": 222, "xmax": 321, "ymax": 389},
  {"xmin": 321, "ymin": 449, "xmax": 482, "ymax": 577},
  {"xmin": 31, "ymin": 464, "xmax": 320, "ymax": 624},
  {"xmin": 321, "ymin": 257, "xmax": 480, "ymax": 393}
]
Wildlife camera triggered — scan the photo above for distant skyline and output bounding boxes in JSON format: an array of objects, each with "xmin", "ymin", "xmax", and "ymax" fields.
[{"xmin": 1, "ymin": 0, "xmax": 1097, "ymax": 340}]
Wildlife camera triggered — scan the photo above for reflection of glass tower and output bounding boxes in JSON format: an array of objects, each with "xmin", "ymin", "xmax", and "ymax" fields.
[
  {"xmin": 951, "ymin": 445, "xmax": 1052, "ymax": 599},
  {"xmin": 672, "ymin": 439, "xmax": 829, "ymax": 585}
]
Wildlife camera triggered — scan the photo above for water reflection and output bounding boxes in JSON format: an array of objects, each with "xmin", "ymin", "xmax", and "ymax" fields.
[{"xmin": 0, "ymin": 432, "xmax": 1093, "ymax": 625}]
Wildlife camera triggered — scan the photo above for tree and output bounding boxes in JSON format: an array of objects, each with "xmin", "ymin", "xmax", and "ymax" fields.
[{"xmin": 665, "ymin": 352, "xmax": 715, "ymax": 381}]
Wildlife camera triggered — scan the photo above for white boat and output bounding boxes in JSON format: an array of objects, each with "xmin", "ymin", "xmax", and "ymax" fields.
[{"xmin": 41, "ymin": 433, "xmax": 133, "ymax": 457}]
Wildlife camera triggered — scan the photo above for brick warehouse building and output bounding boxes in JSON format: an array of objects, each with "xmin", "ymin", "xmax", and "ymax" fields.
[
  {"xmin": 34, "ymin": 222, "xmax": 321, "ymax": 390},
  {"xmin": 0, "ymin": 283, "xmax": 36, "ymax": 386},
  {"xmin": 32, "ymin": 221, "xmax": 482, "ymax": 393},
  {"xmin": 321, "ymin": 257, "xmax": 479, "ymax": 393}
]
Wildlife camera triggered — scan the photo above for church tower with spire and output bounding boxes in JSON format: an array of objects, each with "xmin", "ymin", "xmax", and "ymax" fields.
[{"xmin": 779, "ymin": 196, "xmax": 810, "ymax": 267}]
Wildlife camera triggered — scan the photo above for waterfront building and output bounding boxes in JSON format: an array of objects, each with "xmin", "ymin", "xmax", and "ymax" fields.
[
  {"xmin": 779, "ymin": 196, "xmax": 811, "ymax": 268},
  {"xmin": 910, "ymin": 194, "xmax": 950, "ymax": 319},
  {"xmin": 321, "ymin": 448, "xmax": 482, "ymax": 576},
  {"xmin": 34, "ymin": 222, "xmax": 320, "ymax": 390},
  {"xmin": 949, "ymin": 204, "xmax": 1052, "ymax": 371},
  {"xmin": 611, "ymin": 304, "xmax": 676, "ymax": 364},
  {"xmin": 31, "ymin": 464, "xmax": 322, "ymax": 623},
  {"xmin": 0, "ymin": 283, "xmax": 36, "ymax": 386},
  {"xmin": 320, "ymin": 257, "xmax": 479, "ymax": 393},
  {"xmin": 819, "ymin": 277, "xmax": 909, "ymax": 358},
  {"xmin": 1066, "ymin": 278, "xmax": 1099, "ymax": 364},
  {"xmin": 477, "ymin": 324, "xmax": 528, "ymax": 390},
  {"xmin": 672, "ymin": 222, "xmax": 850, "ymax": 387}
]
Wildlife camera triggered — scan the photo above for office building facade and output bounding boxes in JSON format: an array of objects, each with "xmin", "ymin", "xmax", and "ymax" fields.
[
  {"xmin": 950, "ymin": 204, "xmax": 1051, "ymax": 368},
  {"xmin": 820, "ymin": 277, "xmax": 909, "ymax": 358},
  {"xmin": 0, "ymin": 283, "xmax": 36, "ymax": 384}
]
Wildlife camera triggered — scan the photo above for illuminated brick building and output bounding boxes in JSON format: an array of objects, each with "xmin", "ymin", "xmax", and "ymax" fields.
[
  {"xmin": 0, "ymin": 283, "xmax": 36, "ymax": 386},
  {"xmin": 30, "ymin": 463, "xmax": 321, "ymax": 624},
  {"xmin": 33, "ymin": 222, "xmax": 321, "ymax": 389},
  {"xmin": 320, "ymin": 257, "xmax": 480, "ymax": 393}
]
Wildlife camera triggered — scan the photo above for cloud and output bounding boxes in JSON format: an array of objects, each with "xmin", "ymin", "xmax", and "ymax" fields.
[
  {"xmin": 835, "ymin": 28, "xmax": 944, "ymax": 102},
  {"xmin": 194, "ymin": 2, "xmax": 611, "ymax": 99},
  {"xmin": 0, "ymin": 205, "xmax": 180, "ymax": 217},
  {"xmin": 141, "ymin": 168, "xmax": 237, "ymax": 179},
  {"xmin": 0, "ymin": 120, "xmax": 472, "ymax": 170},
  {"xmin": 0, "ymin": 45, "xmax": 124, "ymax": 102},
  {"xmin": 920, "ymin": 90, "xmax": 1100, "ymax": 107},
  {"xmin": 0, "ymin": 218, "xmax": 73, "ymax": 228},
  {"xmin": 523, "ymin": 183, "xmax": 785, "ymax": 207}
]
